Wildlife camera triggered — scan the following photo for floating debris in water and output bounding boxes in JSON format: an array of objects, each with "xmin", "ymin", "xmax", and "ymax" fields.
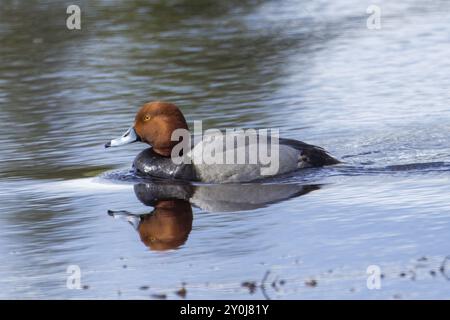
[
  {"xmin": 241, "ymin": 281, "xmax": 257, "ymax": 294},
  {"xmin": 175, "ymin": 285, "xmax": 187, "ymax": 298},
  {"xmin": 418, "ymin": 256, "xmax": 428, "ymax": 262},
  {"xmin": 139, "ymin": 286, "xmax": 149, "ymax": 291},
  {"xmin": 271, "ymin": 278, "xmax": 286, "ymax": 292},
  {"xmin": 82, "ymin": 285, "xmax": 89, "ymax": 290},
  {"xmin": 439, "ymin": 256, "xmax": 450, "ymax": 280},
  {"xmin": 305, "ymin": 279, "xmax": 317, "ymax": 287},
  {"xmin": 152, "ymin": 293, "xmax": 167, "ymax": 300}
]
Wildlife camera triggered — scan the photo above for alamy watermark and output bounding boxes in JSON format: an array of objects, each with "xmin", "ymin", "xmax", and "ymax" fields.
[
  {"xmin": 65, "ymin": 4, "xmax": 382, "ymax": 32},
  {"xmin": 106, "ymin": 120, "xmax": 282, "ymax": 177},
  {"xmin": 170, "ymin": 121, "xmax": 280, "ymax": 176},
  {"xmin": 366, "ymin": 265, "xmax": 382, "ymax": 290},
  {"xmin": 66, "ymin": 5, "xmax": 81, "ymax": 30},
  {"xmin": 367, "ymin": 5, "xmax": 382, "ymax": 30},
  {"xmin": 66, "ymin": 265, "xmax": 82, "ymax": 289}
]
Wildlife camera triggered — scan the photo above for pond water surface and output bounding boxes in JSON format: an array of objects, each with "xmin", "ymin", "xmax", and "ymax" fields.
[{"xmin": 1, "ymin": 0, "xmax": 450, "ymax": 299}]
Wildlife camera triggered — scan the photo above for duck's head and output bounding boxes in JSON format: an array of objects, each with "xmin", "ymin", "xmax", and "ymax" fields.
[{"xmin": 105, "ymin": 101, "xmax": 188, "ymax": 156}]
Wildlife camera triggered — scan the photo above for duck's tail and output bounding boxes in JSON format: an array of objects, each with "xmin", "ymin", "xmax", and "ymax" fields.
[
  {"xmin": 280, "ymin": 137, "xmax": 340, "ymax": 167},
  {"xmin": 300, "ymin": 147, "xmax": 341, "ymax": 167}
]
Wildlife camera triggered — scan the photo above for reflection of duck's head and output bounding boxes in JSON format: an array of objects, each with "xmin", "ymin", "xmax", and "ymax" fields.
[{"xmin": 138, "ymin": 199, "xmax": 193, "ymax": 251}]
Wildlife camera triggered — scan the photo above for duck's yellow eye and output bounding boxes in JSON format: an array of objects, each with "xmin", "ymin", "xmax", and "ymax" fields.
[{"xmin": 144, "ymin": 115, "xmax": 151, "ymax": 121}]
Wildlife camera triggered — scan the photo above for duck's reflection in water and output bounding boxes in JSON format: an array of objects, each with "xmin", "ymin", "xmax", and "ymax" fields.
[
  {"xmin": 109, "ymin": 181, "xmax": 320, "ymax": 251},
  {"xmin": 137, "ymin": 200, "xmax": 193, "ymax": 251}
]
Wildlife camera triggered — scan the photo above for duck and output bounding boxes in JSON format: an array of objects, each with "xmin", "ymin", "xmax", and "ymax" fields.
[{"xmin": 105, "ymin": 101, "xmax": 339, "ymax": 183}]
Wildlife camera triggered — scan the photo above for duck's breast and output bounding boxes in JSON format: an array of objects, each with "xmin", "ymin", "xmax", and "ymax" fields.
[{"xmin": 133, "ymin": 148, "xmax": 196, "ymax": 180}]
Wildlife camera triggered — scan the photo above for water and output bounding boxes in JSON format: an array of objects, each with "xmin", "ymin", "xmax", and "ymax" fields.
[{"xmin": 1, "ymin": 0, "xmax": 450, "ymax": 299}]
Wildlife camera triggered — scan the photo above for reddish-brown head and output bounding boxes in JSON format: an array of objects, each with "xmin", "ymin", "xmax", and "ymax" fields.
[
  {"xmin": 105, "ymin": 101, "xmax": 189, "ymax": 156},
  {"xmin": 134, "ymin": 101, "xmax": 188, "ymax": 156}
]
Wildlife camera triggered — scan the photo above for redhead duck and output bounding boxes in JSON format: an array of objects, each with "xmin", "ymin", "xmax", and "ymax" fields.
[{"xmin": 105, "ymin": 101, "xmax": 339, "ymax": 183}]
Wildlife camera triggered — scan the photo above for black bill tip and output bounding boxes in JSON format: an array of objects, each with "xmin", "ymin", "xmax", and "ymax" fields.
[{"xmin": 104, "ymin": 141, "xmax": 111, "ymax": 148}]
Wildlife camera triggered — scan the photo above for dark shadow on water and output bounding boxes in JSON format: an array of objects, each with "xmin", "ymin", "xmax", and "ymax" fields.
[{"xmin": 108, "ymin": 180, "xmax": 320, "ymax": 251}]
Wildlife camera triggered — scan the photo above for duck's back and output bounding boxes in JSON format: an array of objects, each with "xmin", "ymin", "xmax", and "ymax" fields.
[{"xmin": 187, "ymin": 132, "xmax": 339, "ymax": 183}]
